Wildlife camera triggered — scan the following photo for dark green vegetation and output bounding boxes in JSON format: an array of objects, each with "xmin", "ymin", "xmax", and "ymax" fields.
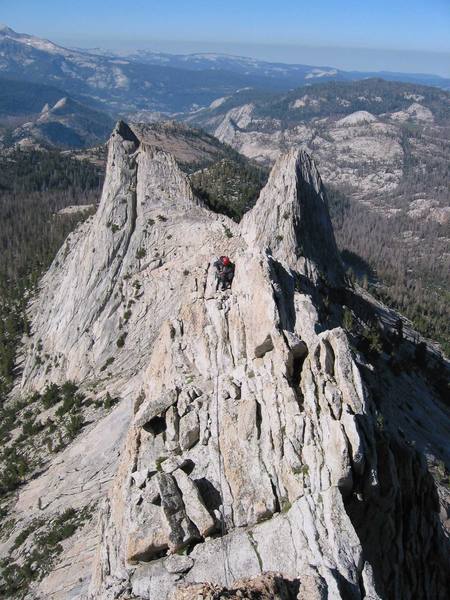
[
  {"xmin": 0, "ymin": 505, "xmax": 93, "ymax": 599},
  {"xmin": 0, "ymin": 380, "xmax": 118, "ymax": 500},
  {"xmin": 257, "ymin": 79, "xmax": 449, "ymax": 124},
  {"xmin": 0, "ymin": 148, "xmax": 104, "ymax": 193},
  {"xmin": 336, "ymin": 290, "xmax": 449, "ymax": 409},
  {"xmin": 298, "ymin": 254, "xmax": 450, "ymax": 411},
  {"xmin": 197, "ymin": 79, "xmax": 450, "ymax": 128},
  {"xmin": 1, "ymin": 382, "xmax": 82, "ymax": 496},
  {"xmin": 0, "ymin": 149, "xmax": 104, "ymax": 397},
  {"xmin": 190, "ymin": 158, "xmax": 268, "ymax": 221},
  {"xmin": 328, "ymin": 186, "xmax": 450, "ymax": 355}
]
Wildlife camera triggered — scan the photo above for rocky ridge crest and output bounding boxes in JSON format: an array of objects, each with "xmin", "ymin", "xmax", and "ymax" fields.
[{"xmin": 4, "ymin": 122, "xmax": 449, "ymax": 599}]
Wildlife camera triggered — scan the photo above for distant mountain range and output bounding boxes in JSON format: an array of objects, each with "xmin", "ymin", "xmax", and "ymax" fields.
[
  {"xmin": 0, "ymin": 24, "xmax": 449, "ymax": 150},
  {"xmin": 0, "ymin": 24, "xmax": 449, "ymax": 120},
  {"xmin": 125, "ymin": 49, "xmax": 450, "ymax": 91},
  {"xmin": 0, "ymin": 25, "xmax": 305, "ymax": 116}
]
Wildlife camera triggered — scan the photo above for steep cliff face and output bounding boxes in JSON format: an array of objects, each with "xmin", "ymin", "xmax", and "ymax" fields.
[
  {"xmin": 241, "ymin": 148, "xmax": 344, "ymax": 287},
  {"xmin": 5, "ymin": 123, "xmax": 449, "ymax": 600},
  {"xmin": 19, "ymin": 120, "xmax": 227, "ymax": 394}
]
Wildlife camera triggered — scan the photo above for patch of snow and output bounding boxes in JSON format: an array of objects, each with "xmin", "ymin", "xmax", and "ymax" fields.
[{"xmin": 21, "ymin": 34, "xmax": 70, "ymax": 56}]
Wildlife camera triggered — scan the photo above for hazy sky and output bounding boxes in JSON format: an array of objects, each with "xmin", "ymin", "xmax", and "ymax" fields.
[{"xmin": 2, "ymin": 0, "xmax": 450, "ymax": 76}]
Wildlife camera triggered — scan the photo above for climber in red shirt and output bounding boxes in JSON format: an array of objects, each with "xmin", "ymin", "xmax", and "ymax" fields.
[{"xmin": 214, "ymin": 256, "xmax": 235, "ymax": 291}]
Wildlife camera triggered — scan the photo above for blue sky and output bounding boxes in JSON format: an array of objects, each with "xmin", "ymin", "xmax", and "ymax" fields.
[{"xmin": 2, "ymin": 0, "xmax": 450, "ymax": 75}]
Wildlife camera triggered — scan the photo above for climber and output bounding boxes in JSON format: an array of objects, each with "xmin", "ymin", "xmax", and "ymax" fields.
[{"xmin": 214, "ymin": 255, "xmax": 235, "ymax": 291}]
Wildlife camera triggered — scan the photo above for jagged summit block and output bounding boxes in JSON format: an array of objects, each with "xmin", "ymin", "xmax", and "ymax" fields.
[
  {"xmin": 242, "ymin": 148, "xmax": 344, "ymax": 286},
  {"xmin": 19, "ymin": 121, "xmax": 211, "ymax": 390},
  {"xmin": 110, "ymin": 120, "xmax": 202, "ymax": 210}
]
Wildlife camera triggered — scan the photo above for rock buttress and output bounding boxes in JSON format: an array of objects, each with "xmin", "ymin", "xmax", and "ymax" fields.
[{"xmin": 242, "ymin": 148, "xmax": 345, "ymax": 288}]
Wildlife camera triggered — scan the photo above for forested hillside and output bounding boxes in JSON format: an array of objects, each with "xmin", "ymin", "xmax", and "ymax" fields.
[
  {"xmin": 0, "ymin": 149, "xmax": 104, "ymax": 397},
  {"xmin": 189, "ymin": 79, "xmax": 450, "ymax": 129},
  {"xmin": 327, "ymin": 187, "xmax": 450, "ymax": 354},
  {"xmin": 190, "ymin": 158, "xmax": 268, "ymax": 220},
  {"xmin": 0, "ymin": 78, "xmax": 68, "ymax": 118}
]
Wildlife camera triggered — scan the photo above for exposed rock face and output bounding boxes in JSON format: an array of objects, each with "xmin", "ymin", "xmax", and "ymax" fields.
[
  {"xmin": 186, "ymin": 85, "xmax": 450, "ymax": 227},
  {"xmin": 7, "ymin": 122, "xmax": 449, "ymax": 600},
  {"xmin": 242, "ymin": 148, "xmax": 344, "ymax": 286},
  {"xmin": 8, "ymin": 120, "xmax": 241, "ymax": 597},
  {"xmin": 194, "ymin": 103, "xmax": 406, "ymax": 195},
  {"xmin": 19, "ymin": 120, "xmax": 213, "ymax": 394}
]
